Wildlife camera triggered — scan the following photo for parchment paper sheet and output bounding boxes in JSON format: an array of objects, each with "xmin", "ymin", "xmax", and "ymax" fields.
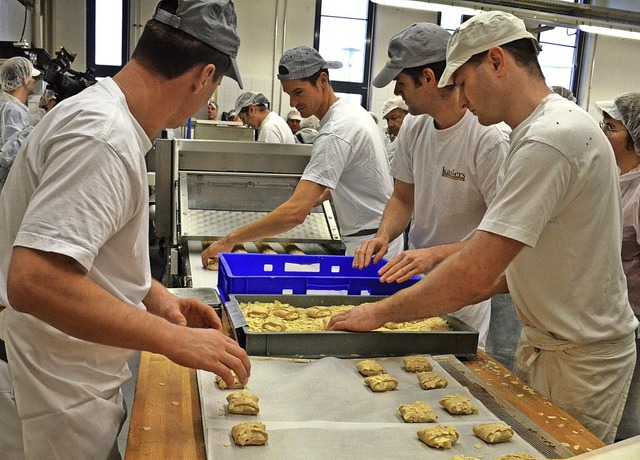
[{"xmin": 198, "ymin": 356, "xmax": 545, "ymax": 459}]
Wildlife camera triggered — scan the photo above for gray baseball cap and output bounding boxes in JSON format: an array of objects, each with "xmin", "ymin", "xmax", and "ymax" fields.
[
  {"xmin": 373, "ymin": 23, "xmax": 451, "ymax": 88},
  {"xmin": 153, "ymin": 0, "xmax": 243, "ymax": 88},
  {"xmin": 278, "ymin": 46, "xmax": 342, "ymax": 81},
  {"xmin": 234, "ymin": 91, "xmax": 269, "ymax": 113}
]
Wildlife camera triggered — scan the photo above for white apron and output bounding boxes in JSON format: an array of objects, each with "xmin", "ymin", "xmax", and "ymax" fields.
[{"xmin": 514, "ymin": 325, "xmax": 636, "ymax": 444}]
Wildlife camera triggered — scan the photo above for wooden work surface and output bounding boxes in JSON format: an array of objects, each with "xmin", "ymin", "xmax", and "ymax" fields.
[{"xmin": 125, "ymin": 350, "xmax": 606, "ymax": 459}]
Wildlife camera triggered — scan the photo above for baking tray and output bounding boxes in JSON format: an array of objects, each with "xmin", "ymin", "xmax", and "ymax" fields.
[
  {"xmin": 167, "ymin": 287, "xmax": 222, "ymax": 315},
  {"xmin": 224, "ymin": 294, "xmax": 479, "ymax": 359}
]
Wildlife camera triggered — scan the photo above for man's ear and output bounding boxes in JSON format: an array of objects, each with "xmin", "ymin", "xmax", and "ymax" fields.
[
  {"xmin": 423, "ymin": 68, "xmax": 436, "ymax": 86},
  {"xmin": 194, "ymin": 63, "xmax": 217, "ymax": 93},
  {"xmin": 487, "ymin": 47, "xmax": 507, "ymax": 76}
]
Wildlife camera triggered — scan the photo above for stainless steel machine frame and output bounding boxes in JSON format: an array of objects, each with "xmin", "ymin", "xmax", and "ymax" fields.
[{"xmin": 154, "ymin": 139, "xmax": 344, "ymax": 286}]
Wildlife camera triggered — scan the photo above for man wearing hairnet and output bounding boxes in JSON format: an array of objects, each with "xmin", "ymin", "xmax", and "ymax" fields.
[
  {"xmin": 234, "ymin": 91, "xmax": 295, "ymax": 143},
  {"xmin": 380, "ymin": 95, "xmax": 408, "ymax": 165},
  {"xmin": 0, "ymin": 56, "xmax": 40, "ymax": 194},
  {"xmin": 595, "ymin": 92, "xmax": 640, "ymax": 441}
]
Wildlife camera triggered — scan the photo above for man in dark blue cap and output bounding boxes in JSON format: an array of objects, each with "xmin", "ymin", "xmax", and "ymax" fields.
[{"xmin": 0, "ymin": 1, "xmax": 249, "ymax": 458}]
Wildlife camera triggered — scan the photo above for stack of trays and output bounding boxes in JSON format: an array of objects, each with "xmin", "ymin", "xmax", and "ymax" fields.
[{"xmin": 224, "ymin": 294, "xmax": 479, "ymax": 359}]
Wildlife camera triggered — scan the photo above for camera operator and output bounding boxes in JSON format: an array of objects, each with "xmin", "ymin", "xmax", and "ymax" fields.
[{"xmin": 0, "ymin": 56, "xmax": 40, "ymax": 195}]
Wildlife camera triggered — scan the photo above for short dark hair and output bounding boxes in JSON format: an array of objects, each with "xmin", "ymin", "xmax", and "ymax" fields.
[
  {"xmin": 131, "ymin": 3, "xmax": 231, "ymax": 81},
  {"xmin": 401, "ymin": 60, "xmax": 447, "ymax": 87},
  {"xmin": 467, "ymin": 38, "xmax": 544, "ymax": 80}
]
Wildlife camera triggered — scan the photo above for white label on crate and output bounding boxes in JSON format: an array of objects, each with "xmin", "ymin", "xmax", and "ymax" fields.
[
  {"xmin": 263, "ymin": 264, "xmax": 273, "ymax": 272},
  {"xmin": 284, "ymin": 262, "xmax": 320, "ymax": 273},
  {"xmin": 307, "ymin": 289, "xmax": 348, "ymax": 295},
  {"xmin": 282, "ymin": 289, "xmax": 294, "ymax": 295},
  {"xmin": 331, "ymin": 265, "xmax": 340, "ymax": 273},
  {"xmin": 360, "ymin": 290, "xmax": 371, "ymax": 295}
]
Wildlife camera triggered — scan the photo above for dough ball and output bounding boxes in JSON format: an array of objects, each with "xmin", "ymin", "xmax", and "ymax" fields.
[
  {"xmin": 227, "ymin": 389, "xmax": 260, "ymax": 415},
  {"xmin": 403, "ymin": 355, "xmax": 432, "ymax": 372},
  {"xmin": 356, "ymin": 359, "xmax": 386, "ymax": 376},
  {"xmin": 231, "ymin": 421, "xmax": 268, "ymax": 446}
]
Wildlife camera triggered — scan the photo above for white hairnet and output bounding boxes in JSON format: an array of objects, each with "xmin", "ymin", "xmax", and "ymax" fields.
[
  {"xmin": 0, "ymin": 57, "xmax": 39, "ymax": 92},
  {"xmin": 612, "ymin": 92, "xmax": 640, "ymax": 154},
  {"xmin": 382, "ymin": 95, "xmax": 408, "ymax": 118}
]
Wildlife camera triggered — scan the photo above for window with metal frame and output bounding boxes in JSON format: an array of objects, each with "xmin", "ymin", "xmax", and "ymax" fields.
[
  {"xmin": 314, "ymin": 0, "xmax": 376, "ymax": 109},
  {"xmin": 86, "ymin": 0, "xmax": 130, "ymax": 78}
]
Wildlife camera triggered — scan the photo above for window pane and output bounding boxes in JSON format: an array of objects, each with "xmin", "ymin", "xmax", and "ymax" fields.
[
  {"xmin": 95, "ymin": 0, "xmax": 122, "ymax": 66},
  {"xmin": 439, "ymin": 11, "xmax": 464, "ymax": 32},
  {"xmin": 321, "ymin": 0, "xmax": 368, "ymax": 19},
  {"xmin": 539, "ymin": 26, "xmax": 578, "ymax": 47},
  {"xmin": 538, "ymin": 43, "xmax": 575, "ymax": 88},
  {"xmin": 336, "ymin": 92, "xmax": 363, "ymax": 106},
  {"xmin": 318, "ymin": 17, "xmax": 367, "ymax": 82}
]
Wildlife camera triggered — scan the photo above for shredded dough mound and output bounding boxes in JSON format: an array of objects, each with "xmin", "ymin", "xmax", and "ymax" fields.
[
  {"xmin": 239, "ymin": 300, "xmax": 451, "ymax": 332},
  {"xmin": 417, "ymin": 425, "xmax": 459, "ymax": 449},
  {"xmin": 231, "ymin": 421, "xmax": 268, "ymax": 446}
]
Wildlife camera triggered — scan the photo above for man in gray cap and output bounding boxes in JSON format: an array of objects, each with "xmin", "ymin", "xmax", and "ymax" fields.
[
  {"xmin": 202, "ymin": 45, "xmax": 403, "ymax": 264},
  {"xmin": 234, "ymin": 91, "xmax": 295, "ymax": 143},
  {"xmin": 331, "ymin": 11, "xmax": 638, "ymax": 444},
  {"xmin": 353, "ymin": 23, "xmax": 510, "ymax": 349},
  {"xmin": 0, "ymin": 1, "xmax": 249, "ymax": 457}
]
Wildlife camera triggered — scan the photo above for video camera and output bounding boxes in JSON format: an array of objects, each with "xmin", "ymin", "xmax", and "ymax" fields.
[{"xmin": 42, "ymin": 47, "xmax": 96, "ymax": 102}]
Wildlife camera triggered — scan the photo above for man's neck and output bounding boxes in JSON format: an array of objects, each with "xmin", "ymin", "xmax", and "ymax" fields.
[{"xmin": 8, "ymin": 87, "xmax": 28, "ymax": 105}]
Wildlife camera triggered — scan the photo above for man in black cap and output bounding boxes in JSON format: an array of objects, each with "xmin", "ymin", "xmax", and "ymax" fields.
[
  {"xmin": 0, "ymin": 1, "xmax": 249, "ymax": 458},
  {"xmin": 201, "ymin": 45, "xmax": 403, "ymax": 265}
]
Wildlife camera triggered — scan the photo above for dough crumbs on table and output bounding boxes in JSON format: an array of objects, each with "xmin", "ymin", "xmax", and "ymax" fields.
[
  {"xmin": 143, "ymin": 427, "xmax": 151, "ymax": 431},
  {"xmin": 171, "ymin": 401, "xmax": 179, "ymax": 406},
  {"xmin": 159, "ymin": 382, "xmax": 165, "ymax": 386}
]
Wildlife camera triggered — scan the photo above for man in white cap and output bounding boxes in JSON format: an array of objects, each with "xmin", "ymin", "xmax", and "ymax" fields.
[
  {"xmin": 202, "ymin": 45, "xmax": 403, "ymax": 264},
  {"xmin": 330, "ymin": 11, "xmax": 638, "ymax": 443},
  {"xmin": 286, "ymin": 108, "xmax": 302, "ymax": 134},
  {"xmin": 380, "ymin": 95, "xmax": 408, "ymax": 164},
  {"xmin": 353, "ymin": 23, "xmax": 510, "ymax": 349},
  {"xmin": 234, "ymin": 91, "xmax": 295, "ymax": 143},
  {"xmin": 0, "ymin": 56, "xmax": 41, "ymax": 194},
  {"xmin": 0, "ymin": 1, "xmax": 250, "ymax": 457}
]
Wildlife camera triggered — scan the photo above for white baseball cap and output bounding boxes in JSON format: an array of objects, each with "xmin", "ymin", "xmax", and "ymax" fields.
[
  {"xmin": 438, "ymin": 11, "xmax": 541, "ymax": 88},
  {"xmin": 382, "ymin": 95, "xmax": 408, "ymax": 118}
]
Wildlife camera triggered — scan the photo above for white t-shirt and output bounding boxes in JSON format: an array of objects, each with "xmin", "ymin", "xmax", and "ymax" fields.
[
  {"xmin": 392, "ymin": 111, "xmax": 509, "ymax": 345},
  {"xmin": 302, "ymin": 98, "xmax": 394, "ymax": 237},
  {"xmin": 258, "ymin": 111, "xmax": 296, "ymax": 143},
  {"xmin": 479, "ymin": 94, "xmax": 638, "ymax": 344},
  {"xmin": 0, "ymin": 76, "xmax": 152, "ymax": 370},
  {"xmin": 393, "ymin": 111, "xmax": 509, "ymax": 249}
]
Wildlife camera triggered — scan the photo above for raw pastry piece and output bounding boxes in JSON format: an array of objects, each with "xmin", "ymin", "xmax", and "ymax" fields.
[
  {"xmin": 246, "ymin": 305, "xmax": 269, "ymax": 318},
  {"xmin": 254, "ymin": 241, "xmax": 277, "ymax": 254},
  {"xmin": 398, "ymin": 401, "xmax": 437, "ymax": 423},
  {"xmin": 305, "ymin": 306, "xmax": 332, "ymax": 318},
  {"xmin": 215, "ymin": 372, "xmax": 244, "ymax": 389},
  {"xmin": 439, "ymin": 395, "xmax": 479, "ymax": 415},
  {"xmin": 227, "ymin": 389, "xmax": 260, "ymax": 415},
  {"xmin": 416, "ymin": 425, "xmax": 459, "ymax": 449},
  {"xmin": 261, "ymin": 316, "xmax": 286, "ymax": 332},
  {"xmin": 494, "ymin": 454, "xmax": 537, "ymax": 460},
  {"xmin": 281, "ymin": 242, "xmax": 305, "ymax": 255},
  {"xmin": 232, "ymin": 244, "xmax": 247, "ymax": 253},
  {"xmin": 272, "ymin": 308, "xmax": 300, "ymax": 321},
  {"xmin": 417, "ymin": 371, "xmax": 448, "ymax": 390},
  {"xmin": 473, "ymin": 422, "xmax": 515, "ymax": 443},
  {"xmin": 364, "ymin": 373, "xmax": 398, "ymax": 392},
  {"xmin": 452, "ymin": 456, "xmax": 480, "ymax": 460},
  {"xmin": 403, "ymin": 355, "xmax": 432, "ymax": 372},
  {"xmin": 206, "ymin": 258, "xmax": 219, "ymax": 271},
  {"xmin": 356, "ymin": 359, "xmax": 386, "ymax": 376},
  {"xmin": 231, "ymin": 421, "xmax": 268, "ymax": 446}
]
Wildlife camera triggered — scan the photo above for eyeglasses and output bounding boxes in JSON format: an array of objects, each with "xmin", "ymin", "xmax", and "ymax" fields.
[{"xmin": 599, "ymin": 120, "xmax": 625, "ymax": 135}]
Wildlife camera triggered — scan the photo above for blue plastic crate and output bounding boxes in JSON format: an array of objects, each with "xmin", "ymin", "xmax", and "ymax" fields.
[{"xmin": 217, "ymin": 253, "xmax": 420, "ymax": 301}]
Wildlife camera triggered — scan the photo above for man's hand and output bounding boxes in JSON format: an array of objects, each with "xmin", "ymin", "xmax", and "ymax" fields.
[
  {"xmin": 201, "ymin": 239, "xmax": 235, "ymax": 268},
  {"xmin": 157, "ymin": 296, "xmax": 223, "ymax": 331},
  {"xmin": 352, "ymin": 237, "xmax": 389, "ymax": 269},
  {"xmin": 326, "ymin": 303, "xmax": 387, "ymax": 332},
  {"xmin": 378, "ymin": 244, "xmax": 462, "ymax": 283}
]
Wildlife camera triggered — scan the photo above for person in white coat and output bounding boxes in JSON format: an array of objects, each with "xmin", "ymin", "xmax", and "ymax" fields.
[
  {"xmin": 0, "ymin": 1, "xmax": 250, "ymax": 458},
  {"xmin": 595, "ymin": 92, "xmax": 640, "ymax": 441},
  {"xmin": 0, "ymin": 56, "xmax": 40, "ymax": 194},
  {"xmin": 330, "ymin": 11, "xmax": 638, "ymax": 444},
  {"xmin": 234, "ymin": 91, "xmax": 295, "ymax": 143}
]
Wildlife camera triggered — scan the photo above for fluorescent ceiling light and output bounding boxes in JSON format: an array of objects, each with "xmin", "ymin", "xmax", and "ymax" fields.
[
  {"xmin": 578, "ymin": 24, "xmax": 640, "ymax": 41},
  {"xmin": 371, "ymin": 0, "xmax": 477, "ymax": 17}
]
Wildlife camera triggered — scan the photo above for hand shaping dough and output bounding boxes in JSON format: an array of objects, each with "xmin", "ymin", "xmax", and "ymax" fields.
[
  {"xmin": 416, "ymin": 371, "xmax": 448, "ymax": 390},
  {"xmin": 473, "ymin": 422, "xmax": 515, "ymax": 444},
  {"xmin": 398, "ymin": 401, "xmax": 437, "ymax": 423},
  {"xmin": 403, "ymin": 355, "xmax": 432, "ymax": 373},
  {"xmin": 417, "ymin": 425, "xmax": 459, "ymax": 449},
  {"xmin": 356, "ymin": 359, "xmax": 386, "ymax": 376},
  {"xmin": 439, "ymin": 395, "xmax": 479, "ymax": 415},
  {"xmin": 364, "ymin": 373, "xmax": 398, "ymax": 392},
  {"xmin": 215, "ymin": 372, "xmax": 244, "ymax": 389},
  {"xmin": 227, "ymin": 389, "xmax": 260, "ymax": 415},
  {"xmin": 231, "ymin": 421, "xmax": 268, "ymax": 446},
  {"xmin": 494, "ymin": 454, "xmax": 538, "ymax": 460}
]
